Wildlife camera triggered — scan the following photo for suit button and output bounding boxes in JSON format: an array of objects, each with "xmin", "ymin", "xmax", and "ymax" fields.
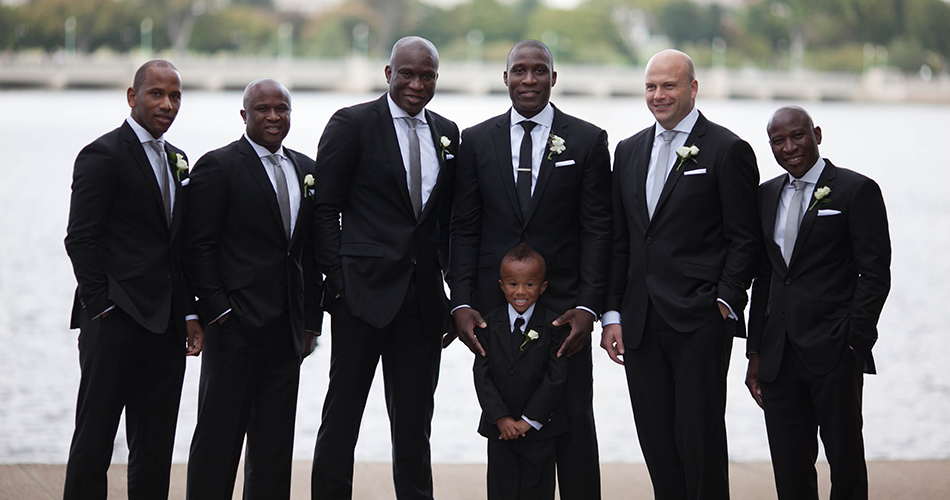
[
  {"xmin": 521, "ymin": 232, "xmax": 528, "ymax": 241},
  {"xmin": 509, "ymin": 369, "xmax": 515, "ymax": 375},
  {"xmin": 411, "ymin": 258, "xmax": 417, "ymax": 265},
  {"xmin": 645, "ymin": 237, "xmax": 652, "ymax": 244},
  {"xmin": 784, "ymin": 278, "xmax": 792, "ymax": 285}
]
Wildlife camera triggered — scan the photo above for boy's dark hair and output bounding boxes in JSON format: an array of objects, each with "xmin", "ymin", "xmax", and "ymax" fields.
[{"xmin": 501, "ymin": 242, "xmax": 546, "ymax": 277}]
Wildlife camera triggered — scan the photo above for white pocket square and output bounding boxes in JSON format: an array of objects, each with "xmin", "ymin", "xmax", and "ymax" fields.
[
  {"xmin": 445, "ymin": 153, "xmax": 455, "ymax": 160},
  {"xmin": 817, "ymin": 209, "xmax": 841, "ymax": 216},
  {"xmin": 180, "ymin": 178, "xmax": 190, "ymax": 186},
  {"xmin": 555, "ymin": 159, "xmax": 575, "ymax": 167},
  {"xmin": 683, "ymin": 168, "xmax": 706, "ymax": 176}
]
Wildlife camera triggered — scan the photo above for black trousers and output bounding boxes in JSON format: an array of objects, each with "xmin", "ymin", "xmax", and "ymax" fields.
[
  {"xmin": 186, "ymin": 313, "xmax": 301, "ymax": 500},
  {"xmin": 312, "ymin": 279, "xmax": 442, "ymax": 500},
  {"xmin": 623, "ymin": 301, "xmax": 732, "ymax": 500},
  {"xmin": 487, "ymin": 437, "xmax": 557, "ymax": 500},
  {"xmin": 64, "ymin": 308, "xmax": 185, "ymax": 500},
  {"xmin": 554, "ymin": 340, "xmax": 601, "ymax": 500},
  {"xmin": 762, "ymin": 338, "xmax": 867, "ymax": 500}
]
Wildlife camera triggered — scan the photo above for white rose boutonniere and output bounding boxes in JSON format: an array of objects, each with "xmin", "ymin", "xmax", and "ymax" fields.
[
  {"xmin": 808, "ymin": 186, "xmax": 832, "ymax": 211},
  {"xmin": 303, "ymin": 174, "xmax": 315, "ymax": 198},
  {"xmin": 519, "ymin": 329, "xmax": 540, "ymax": 351},
  {"xmin": 547, "ymin": 134, "xmax": 565, "ymax": 160},
  {"xmin": 439, "ymin": 136, "xmax": 451, "ymax": 160},
  {"xmin": 675, "ymin": 144, "xmax": 700, "ymax": 171},
  {"xmin": 174, "ymin": 153, "xmax": 189, "ymax": 182}
]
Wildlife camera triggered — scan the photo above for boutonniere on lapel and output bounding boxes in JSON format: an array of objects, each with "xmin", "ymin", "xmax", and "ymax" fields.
[
  {"xmin": 303, "ymin": 174, "xmax": 315, "ymax": 198},
  {"xmin": 547, "ymin": 134, "xmax": 565, "ymax": 160},
  {"xmin": 174, "ymin": 153, "xmax": 189, "ymax": 182},
  {"xmin": 675, "ymin": 145, "xmax": 700, "ymax": 171},
  {"xmin": 519, "ymin": 329, "xmax": 539, "ymax": 351},
  {"xmin": 808, "ymin": 186, "xmax": 832, "ymax": 211},
  {"xmin": 439, "ymin": 136, "xmax": 451, "ymax": 160}
]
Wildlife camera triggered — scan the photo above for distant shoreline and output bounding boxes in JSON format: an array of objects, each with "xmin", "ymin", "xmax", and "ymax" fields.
[{"xmin": 2, "ymin": 53, "xmax": 949, "ymax": 104}]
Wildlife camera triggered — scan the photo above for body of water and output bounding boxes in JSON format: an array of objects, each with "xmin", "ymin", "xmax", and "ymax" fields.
[{"xmin": 0, "ymin": 88, "xmax": 948, "ymax": 465}]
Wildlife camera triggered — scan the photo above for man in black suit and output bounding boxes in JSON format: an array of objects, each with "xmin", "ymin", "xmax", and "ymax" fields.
[
  {"xmin": 448, "ymin": 39, "xmax": 611, "ymax": 499},
  {"xmin": 64, "ymin": 60, "xmax": 203, "ymax": 500},
  {"xmin": 601, "ymin": 49, "xmax": 760, "ymax": 499},
  {"xmin": 310, "ymin": 36, "xmax": 459, "ymax": 500},
  {"xmin": 745, "ymin": 106, "xmax": 890, "ymax": 500},
  {"xmin": 183, "ymin": 78, "xmax": 321, "ymax": 500}
]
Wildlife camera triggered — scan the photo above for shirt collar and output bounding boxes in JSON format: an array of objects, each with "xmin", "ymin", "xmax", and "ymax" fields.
[
  {"xmin": 654, "ymin": 106, "xmax": 700, "ymax": 139},
  {"xmin": 243, "ymin": 134, "xmax": 285, "ymax": 160},
  {"xmin": 511, "ymin": 102, "xmax": 554, "ymax": 129},
  {"xmin": 387, "ymin": 93, "xmax": 428, "ymax": 124},
  {"xmin": 786, "ymin": 157, "xmax": 826, "ymax": 187},
  {"xmin": 126, "ymin": 116, "xmax": 164, "ymax": 145},
  {"xmin": 508, "ymin": 302, "xmax": 536, "ymax": 331}
]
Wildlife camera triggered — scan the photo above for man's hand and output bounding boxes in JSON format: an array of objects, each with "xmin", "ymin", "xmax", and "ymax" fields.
[
  {"xmin": 185, "ymin": 319, "xmax": 204, "ymax": 356},
  {"xmin": 718, "ymin": 301, "xmax": 731, "ymax": 320},
  {"xmin": 301, "ymin": 330, "xmax": 318, "ymax": 363},
  {"xmin": 553, "ymin": 308, "xmax": 595, "ymax": 358},
  {"xmin": 453, "ymin": 307, "xmax": 487, "ymax": 357},
  {"xmin": 600, "ymin": 323, "xmax": 624, "ymax": 365},
  {"xmin": 745, "ymin": 353, "xmax": 764, "ymax": 409}
]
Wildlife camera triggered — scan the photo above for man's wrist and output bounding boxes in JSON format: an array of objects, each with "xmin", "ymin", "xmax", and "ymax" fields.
[{"xmin": 601, "ymin": 310, "xmax": 620, "ymax": 326}]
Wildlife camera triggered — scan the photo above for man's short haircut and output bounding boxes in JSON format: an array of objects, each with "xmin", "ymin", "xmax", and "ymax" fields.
[
  {"xmin": 243, "ymin": 77, "xmax": 291, "ymax": 110},
  {"xmin": 501, "ymin": 242, "xmax": 546, "ymax": 277},
  {"xmin": 389, "ymin": 36, "xmax": 440, "ymax": 69},
  {"xmin": 506, "ymin": 39, "xmax": 554, "ymax": 72},
  {"xmin": 132, "ymin": 60, "xmax": 178, "ymax": 91}
]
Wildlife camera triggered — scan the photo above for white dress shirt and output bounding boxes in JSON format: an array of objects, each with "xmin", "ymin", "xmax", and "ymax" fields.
[
  {"xmin": 126, "ymin": 116, "xmax": 177, "ymax": 211},
  {"xmin": 244, "ymin": 135, "xmax": 301, "ymax": 235},
  {"xmin": 509, "ymin": 103, "xmax": 555, "ymax": 195},
  {"xmin": 507, "ymin": 302, "xmax": 543, "ymax": 431},
  {"xmin": 773, "ymin": 158, "xmax": 826, "ymax": 251},
  {"xmin": 388, "ymin": 94, "xmax": 439, "ymax": 210}
]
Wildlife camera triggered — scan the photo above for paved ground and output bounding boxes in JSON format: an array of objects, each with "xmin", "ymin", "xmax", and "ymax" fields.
[{"xmin": 3, "ymin": 460, "xmax": 948, "ymax": 499}]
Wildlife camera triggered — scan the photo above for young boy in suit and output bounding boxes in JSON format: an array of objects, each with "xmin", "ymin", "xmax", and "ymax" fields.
[{"xmin": 473, "ymin": 243, "xmax": 569, "ymax": 500}]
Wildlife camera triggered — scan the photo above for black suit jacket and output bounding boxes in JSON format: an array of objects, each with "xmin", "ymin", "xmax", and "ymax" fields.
[
  {"xmin": 66, "ymin": 120, "xmax": 194, "ymax": 338},
  {"xmin": 748, "ymin": 160, "xmax": 890, "ymax": 382},
  {"xmin": 448, "ymin": 105, "xmax": 612, "ymax": 315},
  {"xmin": 606, "ymin": 112, "xmax": 760, "ymax": 346},
  {"xmin": 474, "ymin": 307, "xmax": 569, "ymax": 442},
  {"xmin": 183, "ymin": 137, "xmax": 321, "ymax": 355},
  {"xmin": 312, "ymin": 94, "xmax": 459, "ymax": 335}
]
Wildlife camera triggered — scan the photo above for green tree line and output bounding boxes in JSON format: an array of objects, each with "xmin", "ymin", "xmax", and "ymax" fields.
[{"xmin": 2, "ymin": 0, "xmax": 948, "ymax": 73}]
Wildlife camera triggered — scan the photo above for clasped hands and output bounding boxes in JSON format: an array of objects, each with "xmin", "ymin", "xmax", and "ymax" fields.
[{"xmin": 495, "ymin": 416, "xmax": 533, "ymax": 441}]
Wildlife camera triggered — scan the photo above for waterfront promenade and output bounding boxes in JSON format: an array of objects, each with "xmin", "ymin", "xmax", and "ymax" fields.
[{"xmin": 2, "ymin": 460, "xmax": 948, "ymax": 499}]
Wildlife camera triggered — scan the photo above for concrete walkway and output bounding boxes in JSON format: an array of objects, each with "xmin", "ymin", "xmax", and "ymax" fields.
[{"xmin": 2, "ymin": 460, "xmax": 948, "ymax": 499}]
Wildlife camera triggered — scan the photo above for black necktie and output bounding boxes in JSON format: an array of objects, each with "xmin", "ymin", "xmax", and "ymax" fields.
[
  {"xmin": 517, "ymin": 121, "xmax": 536, "ymax": 219},
  {"xmin": 512, "ymin": 316, "xmax": 525, "ymax": 353}
]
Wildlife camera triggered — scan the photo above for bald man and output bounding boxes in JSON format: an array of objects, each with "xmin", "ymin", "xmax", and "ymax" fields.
[
  {"xmin": 310, "ymin": 37, "xmax": 459, "ymax": 500},
  {"xmin": 183, "ymin": 78, "xmax": 321, "ymax": 499},
  {"xmin": 746, "ymin": 106, "xmax": 890, "ymax": 500},
  {"xmin": 601, "ymin": 49, "xmax": 760, "ymax": 499}
]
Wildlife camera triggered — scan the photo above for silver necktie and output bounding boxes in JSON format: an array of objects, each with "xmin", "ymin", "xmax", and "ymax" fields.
[
  {"xmin": 784, "ymin": 179, "xmax": 806, "ymax": 265},
  {"xmin": 648, "ymin": 130, "xmax": 676, "ymax": 219},
  {"xmin": 266, "ymin": 154, "xmax": 292, "ymax": 239},
  {"xmin": 147, "ymin": 140, "xmax": 172, "ymax": 226},
  {"xmin": 403, "ymin": 117, "xmax": 423, "ymax": 218}
]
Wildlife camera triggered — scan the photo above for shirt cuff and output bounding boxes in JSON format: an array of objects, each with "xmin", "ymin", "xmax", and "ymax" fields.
[
  {"xmin": 185, "ymin": 314, "xmax": 199, "ymax": 322},
  {"xmin": 451, "ymin": 304, "xmax": 471, "ymax": 314},
  {"xmin": 717, "ymin": 298, "xmax": 737, "ymax": 320},
  {"xmin": 211, "ymin": 308, "xmax": 232, "ymax": 325},
  {"xmin": 575, "ymin": 306, "xmax": 597, "ymax": 319},
  {"xmin": 522, "ymin": 415, "xmax": 542, "ymax": 431},
  {"xmin": 602, "ymin": 310, "xmax": 621, "ymax": 326},
  {"xmin": 92, "ymin": 304, "xmax": 115, "ymax": 320}
]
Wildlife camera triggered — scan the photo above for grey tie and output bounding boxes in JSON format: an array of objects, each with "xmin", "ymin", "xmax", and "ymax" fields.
[
  {"xmin": 266, "ymin": 154, "xmax": 292, "ymax": 239},
  {"xmin": 784, "ymin": 179, "xmax": 806, "ymax": 265},
  {"xmin": 648, "ymin": 130, "xmax": 676, "ymax": 219},
  {"xmin": 403, "ymin": 117, "xmax": 423, "ymax": 218},
  {"xmin": 147, "ymin": 140, "xmax": 172, "ymax": 225}
]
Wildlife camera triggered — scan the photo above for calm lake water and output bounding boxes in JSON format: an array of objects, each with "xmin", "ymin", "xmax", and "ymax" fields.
[{"xmin": 0, "ymin": 88, "xmax": 948, "ymax": 465}]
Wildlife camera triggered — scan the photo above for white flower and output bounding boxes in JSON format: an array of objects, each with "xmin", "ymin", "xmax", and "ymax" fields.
[
  {"xmin": 174, "ymin": 153, "xmax": 188, "ymax": 181},
  {"xmin": 547, "ymin": 134, "xmax": 566, "ymax": 160},
  {"xmin": 519, "ymin": 328, "xmax": 540, "ymax": 351},
  {"xmin": 439, "ymin": 136, "xmax": 451, "ymax": 160},
  {"xmin": 808, "ymin": 186, "xmax": 832, "ymax": 211},
  {"xmin": 675, "ymin": 144, "xmax": 700, "ymax": 171},
  {"xmin": 304, "ymin": 174, "xmax": 315, "ymax": 187}
]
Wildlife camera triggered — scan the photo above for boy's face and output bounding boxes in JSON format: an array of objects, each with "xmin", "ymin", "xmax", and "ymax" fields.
[{"xmin": 499, "ymin": 258, "xmax": 548, "ymax": 314}]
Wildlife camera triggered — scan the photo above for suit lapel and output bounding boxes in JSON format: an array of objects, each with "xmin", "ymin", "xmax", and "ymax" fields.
[
  {"xmin": 287, "ymin": 150, "xmax": 310, "ymax": 247},
  {"xmin": 239, "ymin": 137, "xmax": 285, "ymax": 239},
  {"xmin": 525, "ymin": 107, "xmax": 567, "ymax": 224},
  {"xmin": 375, "ymin": 96, "xmax": 416, "ymax": 220},
  {"xmin": 760, "ymin": 176, "xmax": 786, "ymax": 273},
  {"xmin": 790, "ymin": 161, "xmax": 837, "ymax": 267},
  {"xmin": 492, "ymin": 314, "xmax": 516, "ymax": 363},
  {"xmin": 634, "ymin": 125, "xmax": 656, "ymax": 226},
  {"xmin": 492, "ymin": 113, "xmax": 523, "ymax": 225},
  {"xmin": 121, "ymin": 123, "xmax": 168, "ymax": 232},
  {"xmin": 417, "ymin": 110, "xmax": 445, "ymax": 224},
  {"xmin": 653, "ymin": 113, "xmax": 707, "ymax": 221},
  {"xmin": 164, "ymin": 143, "xmax": 186, "ymax": 241},
  {"xmin": 512, "ymin": 310, "xmax": 546, "ymax": 364}
]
